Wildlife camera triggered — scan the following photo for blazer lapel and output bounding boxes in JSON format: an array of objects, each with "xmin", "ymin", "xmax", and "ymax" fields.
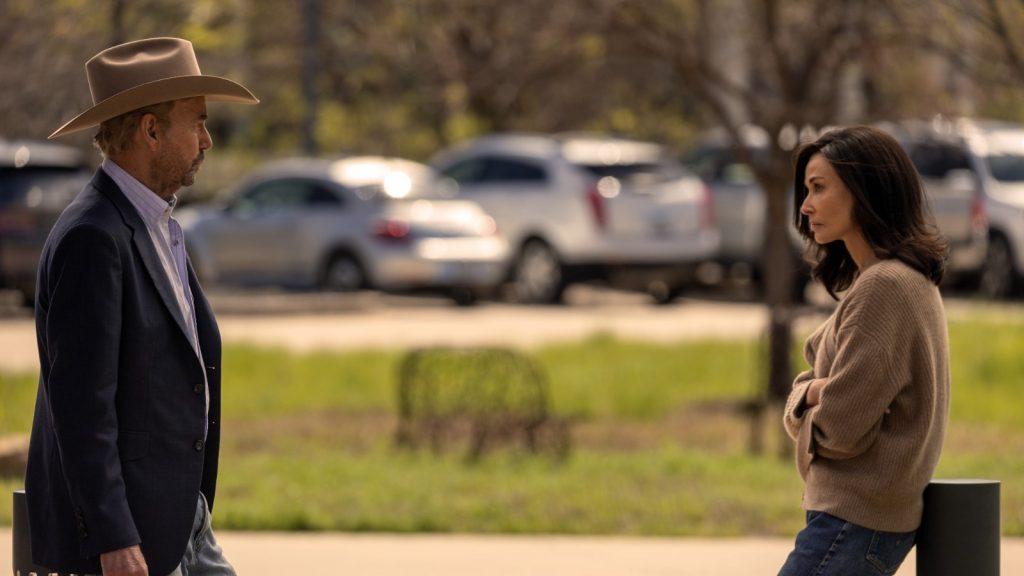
[{"xmin": 92, "ymin": 169, "xmax": 195, "ymax": 349}]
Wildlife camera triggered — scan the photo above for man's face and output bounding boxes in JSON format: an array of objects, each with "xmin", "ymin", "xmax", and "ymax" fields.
[{"xmin": 154, "ymin": 97, "xmax": 212, "ymax": 195}]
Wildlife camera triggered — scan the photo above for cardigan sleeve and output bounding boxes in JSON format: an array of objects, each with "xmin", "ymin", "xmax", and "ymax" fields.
[
  {"xmin": 783, "ymin": 322, "xmax": 827, "ymax": 440},
  {"xmin": 806, "ymin": 273, "xmax": 909, "ymax": 460}
]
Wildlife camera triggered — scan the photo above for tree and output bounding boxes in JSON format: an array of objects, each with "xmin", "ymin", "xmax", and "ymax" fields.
[
  {"xmin": 610, "ymin": 0, "xmax": 882, "ymax": 451},
  {"xmin": 889, "ymin": 0, "xmax": 1024, "ymax": 120}
]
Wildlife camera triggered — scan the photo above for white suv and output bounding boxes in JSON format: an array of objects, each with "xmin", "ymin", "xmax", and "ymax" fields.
[
  {"xmin": 430, "ymin": 134, "xmax": 720, "ymax": 303},
  {"xmin": 957, "ymin": 119, "xmax": 1024, "ymax": 297}
]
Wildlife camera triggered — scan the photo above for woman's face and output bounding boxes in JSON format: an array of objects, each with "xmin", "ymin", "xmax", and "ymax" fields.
[{"xmin": 800, "ymin": 153, "xmax": 858, "ymax": 245}]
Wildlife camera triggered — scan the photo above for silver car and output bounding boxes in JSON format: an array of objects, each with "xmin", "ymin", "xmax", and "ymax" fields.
[
  {"xmin": 178, "ymin": 156, "xmax": 509, "ymax": 304},
  {"xmin": 430, "ymin": 133, "xmax": 720, "ymax": 304},
  {"xmin": 683, "ymin": 125, "xmax": 987, "ymax": 297},
  {"xmin": 932, "ymin": 118, "xmax": 1024, "ymax": 297}
]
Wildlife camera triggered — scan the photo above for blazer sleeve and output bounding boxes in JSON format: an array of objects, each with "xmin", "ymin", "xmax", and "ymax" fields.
[{"xmin": 42, "ymin": 224, "xmax": 140, "ymax": 557}]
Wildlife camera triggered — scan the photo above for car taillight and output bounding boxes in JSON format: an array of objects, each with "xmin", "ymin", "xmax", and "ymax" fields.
[
  {"xmin": 585, "ymin": 182, "xmax": 607, "ymax": 232},
  {"xmin": 701, "ymin": 183, "xmax": 716, "ymax": 230},
  {"xmin": 373, "ymin": 219, "xmax": 412, "ymax": 242},
  {"xmin": 971, "ymin": 192, "xmax": 987, "ymax": 232}
]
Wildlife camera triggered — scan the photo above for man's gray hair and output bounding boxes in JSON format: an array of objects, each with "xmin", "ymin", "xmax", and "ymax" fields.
[{"xmin": 93, "ymin": 100, "xmax": 176, "ymax": 157}]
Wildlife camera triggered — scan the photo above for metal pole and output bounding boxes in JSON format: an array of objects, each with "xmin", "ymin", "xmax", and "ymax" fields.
[{"xmin": 917, "ymin": 479, "xmax": 1000, "ymax": 576}]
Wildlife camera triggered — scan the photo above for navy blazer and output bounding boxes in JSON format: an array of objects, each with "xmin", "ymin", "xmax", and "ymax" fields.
[{"xmin": 25, "ymin": 168, "xmax": 222, "ymax": 576}]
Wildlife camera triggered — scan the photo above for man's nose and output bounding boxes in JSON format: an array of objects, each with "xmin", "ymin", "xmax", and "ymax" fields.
[{"xmin": 200, "ymin": 126, "xmax": 213, "ymax": 151}]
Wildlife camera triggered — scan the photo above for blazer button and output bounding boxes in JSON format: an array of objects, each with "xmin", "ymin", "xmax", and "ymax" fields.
[{"xmin": 194, "ymin": 440, "xmax": 204, "ymax": 452}]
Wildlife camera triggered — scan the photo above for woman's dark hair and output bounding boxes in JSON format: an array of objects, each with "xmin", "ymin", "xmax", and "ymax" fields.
[{"xmin": 793, "ymin": 126, "xmax": 948, "ymax": 299}]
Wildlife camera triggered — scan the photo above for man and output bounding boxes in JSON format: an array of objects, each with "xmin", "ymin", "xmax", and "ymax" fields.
[{"xmin": 26, "ymin": 37, "xmax": 258, "ymax": 576}]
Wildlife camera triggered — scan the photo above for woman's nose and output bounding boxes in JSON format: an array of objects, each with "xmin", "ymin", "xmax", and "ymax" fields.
[{"xmin": 800, "ymin": 195, "xmax": 813, "ymax": 215}]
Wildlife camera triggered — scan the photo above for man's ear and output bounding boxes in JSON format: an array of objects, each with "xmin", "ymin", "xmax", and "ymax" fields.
[{"xmin": 139, "ymin": 113, "xmax": 160, "ymax": 151}]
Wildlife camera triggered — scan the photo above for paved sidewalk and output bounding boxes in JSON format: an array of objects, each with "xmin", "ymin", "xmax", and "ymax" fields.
[
  {"xmin": 0, "ymin": 299, "xmax": 790, "ymax": 372},
  {"xmin": 3, "ymin": 530, "xmax": 1022, "ymax": 575},
  {"xmin": 3, "ymin": 294, "xmax": 1019, "ymax": 373}
]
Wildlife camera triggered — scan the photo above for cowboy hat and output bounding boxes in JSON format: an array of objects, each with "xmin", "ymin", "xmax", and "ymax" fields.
[{"xmin": 49, "ymin": 37, "xmax": 258, "ymax": 139}]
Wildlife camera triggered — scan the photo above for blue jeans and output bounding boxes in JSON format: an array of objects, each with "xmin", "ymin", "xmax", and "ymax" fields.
[
  {"xmin": 168, "ymin": 493, "xmax": 235, "ymax": 576},
  {"xmin": 778, "ymin": 511, "xmax": 916, "ymax": 576},
  {"xmin": 87, "ymin": 494, "xmax": 233, "ymax": 576}
]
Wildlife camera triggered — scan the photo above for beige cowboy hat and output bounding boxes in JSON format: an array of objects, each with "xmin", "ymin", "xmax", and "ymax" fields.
[{"xmin": 49, "ymin": 37, "xmax": 258, "ymax": 139}]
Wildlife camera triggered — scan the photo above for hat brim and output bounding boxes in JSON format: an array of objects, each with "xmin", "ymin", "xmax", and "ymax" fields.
[{"xmin": 49, "ymin": 75, "xmax": 259, "ymax": 139}]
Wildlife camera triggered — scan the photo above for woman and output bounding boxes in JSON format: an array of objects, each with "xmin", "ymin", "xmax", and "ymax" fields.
[{"xmin": 779, "ymin": 126, "xmax": 950, "ymax": 576}]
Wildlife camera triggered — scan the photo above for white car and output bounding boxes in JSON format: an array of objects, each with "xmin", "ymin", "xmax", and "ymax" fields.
[
  {"xmin": 178, "ymin": 156, "xmax": 509, "ymax": 305},
  {"xmin": 956, "ymin": 119, "xmax": 1024, "ymax": 297},
  {"xmin": 430, "ymin": 134, "xmax": 720, "ymax": 303}
]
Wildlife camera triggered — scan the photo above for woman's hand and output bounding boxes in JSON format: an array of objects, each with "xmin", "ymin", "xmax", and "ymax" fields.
[{"xmin": 806, "ymin": 379, "xmax": 826, "ymax": 408}]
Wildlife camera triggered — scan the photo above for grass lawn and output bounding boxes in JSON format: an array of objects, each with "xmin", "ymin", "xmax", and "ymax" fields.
[{"xmin": 0, "ymin": 318, "xmax": 1021, "ymax": 535}]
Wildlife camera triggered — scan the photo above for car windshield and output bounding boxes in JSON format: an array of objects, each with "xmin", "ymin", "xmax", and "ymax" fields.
[
  {"xmin": 332, "ymin": 158, "xmax": 452, "ymax": 201},
  {"xmin": 0, "ymin": 166, "xmax": 87, "ymax": 208},
  {"xmin": 576, "ymin": 162, "xmax": 684, "ymax": 187},
  {"xmin": 680, "ymin": 145, "xmax": 769, "ymax": 183},
  {"xmin": 353, "ymin": 177, "xmax": 453, "ymax": 201},
  {"xmin": 986, "ymin": 153, "xmax": 1024, "ymax": 183}
]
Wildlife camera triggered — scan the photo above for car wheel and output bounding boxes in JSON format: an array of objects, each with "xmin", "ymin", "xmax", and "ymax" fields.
[
  {"xmin": 322, "ymin": 252, "xmax": 366, "ymax": 292},
  {"xmin": 450, "ymin": 288, "xmax": 478, "ymax": 307},
  {"xmin": 979, "ymin": 234, "xmax": 1017, "ymax": 299},
  {"xmin": 648, "ymin": 281, "xmax": 684, "ymax": 306},
  {"xmin": 513, "ymin": 240, "xmax": 564, "ymax": 304}
]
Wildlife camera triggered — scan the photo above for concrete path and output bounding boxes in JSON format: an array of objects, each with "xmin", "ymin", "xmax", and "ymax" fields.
[
  {"xmin": 1, "ymin": 291, "xmax": 1020, "ymax": 373},
  {"xmin": 3, "ymin": 530, "xmax": 1022, "ymax": 575},
  {"xmin": 0, "ymin": 297, "xmax": 795, "ymax": 373}
]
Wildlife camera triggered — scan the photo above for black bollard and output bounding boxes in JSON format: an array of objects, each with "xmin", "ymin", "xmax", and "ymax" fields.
[{"xmin": 917, "ymin": 479, "xmax": 1000, "ymax": 576}]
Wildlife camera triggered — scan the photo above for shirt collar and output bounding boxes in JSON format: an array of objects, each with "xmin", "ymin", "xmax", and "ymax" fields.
[{"xmin": 101, "ymin": 158, "xmax": 177, "ymax": 227}]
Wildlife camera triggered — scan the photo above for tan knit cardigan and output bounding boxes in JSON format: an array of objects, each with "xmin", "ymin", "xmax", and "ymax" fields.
[{"xmin": 783, "ymin": 258, "xmax": 950, "ymax": 532}]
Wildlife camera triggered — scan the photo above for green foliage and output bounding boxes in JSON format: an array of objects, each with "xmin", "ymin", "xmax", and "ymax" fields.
[
  {"xmin": 536, "ymin": 335, "xmax": 759, "ymax": 420},
  {"xmin": 0, "ymin": 372, "xmax": 36, "ymax": 437},
  {"xmin": 1, "ymin": 318, "xmax": 1023, "ymax": 534},
  {"xmin": 220, "ymin": 346, "xmax": 399, "ymax": 420},
  {"xmin": 211, "ymin": 335, "xmax": 760, "ymax": 424},
  {"xmin": 214, "ymin": 442, "xmax": 802, "ymax": 535},
  {"xmin": 947, "ymin": 318, "xmax": 1024, "ymax": 429}
]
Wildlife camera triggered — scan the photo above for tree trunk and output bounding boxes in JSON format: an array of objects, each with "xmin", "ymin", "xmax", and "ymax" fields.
[
  {"xmin": 110, "ymin": 0, "xmax": 125, "ymax": 46},
  {"xmin": 749, "ymin": 147, "xmax": 800, "ymax": 456},
  {"xmin": 761, "ymin": 151, "xmax": 797, "ymax": 402},
  {"xmin": 301, "ymin": 0, "xmax": 320, "ymax": 156}
]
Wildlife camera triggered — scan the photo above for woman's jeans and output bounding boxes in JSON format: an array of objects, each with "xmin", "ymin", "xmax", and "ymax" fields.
[{"xmin": 778, "ymin": 511, "xmax": 916, "ymax": 576}]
